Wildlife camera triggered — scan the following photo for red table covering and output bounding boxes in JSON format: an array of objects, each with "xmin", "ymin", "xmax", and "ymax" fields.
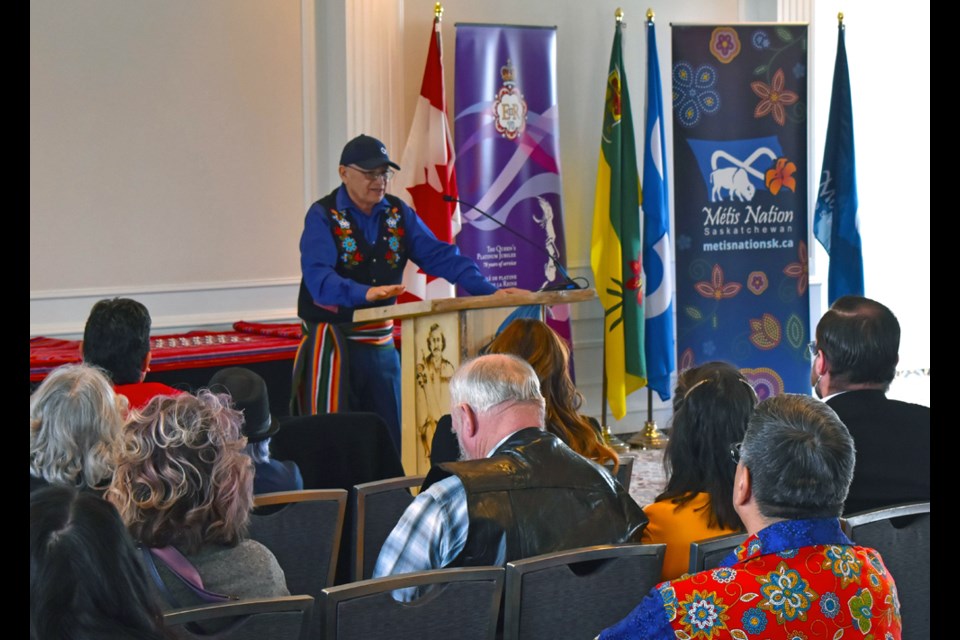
[{"xmin": 30, "ymin": 321, "xmax": 303, "ymax": 383}]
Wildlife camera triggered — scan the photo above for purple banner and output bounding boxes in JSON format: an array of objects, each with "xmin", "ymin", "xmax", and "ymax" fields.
[
  {"xmin": 672, "ymin": 25, "xmax": 811, "ymax": 397},
  {"xmin": 453, "ymin": 24, "xmax": 568, "ymax": 296}
]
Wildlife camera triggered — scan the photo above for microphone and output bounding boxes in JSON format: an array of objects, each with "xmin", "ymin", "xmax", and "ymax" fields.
[{"xmin": 443, "ymin": 195, "xmax": 583, "ymax": 291}]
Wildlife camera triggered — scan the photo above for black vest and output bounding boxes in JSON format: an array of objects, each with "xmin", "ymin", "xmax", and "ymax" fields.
[
  {"xmin": 440, "ymin": 428, "xmax": 648, "ymax": 567},
  {"xmin": 297, "ymin": 189, "xmax": 409, "ymax": 324}
]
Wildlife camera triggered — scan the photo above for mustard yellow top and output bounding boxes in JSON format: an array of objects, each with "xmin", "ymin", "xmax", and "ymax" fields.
[{"xmin": 641, "ymin": 492, "xmax": 741, "ymax": 581}]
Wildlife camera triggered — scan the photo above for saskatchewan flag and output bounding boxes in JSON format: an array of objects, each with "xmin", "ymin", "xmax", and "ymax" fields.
[{"xmin": 591, "ymin": 21, "xmax": 646, "ymax": 420}]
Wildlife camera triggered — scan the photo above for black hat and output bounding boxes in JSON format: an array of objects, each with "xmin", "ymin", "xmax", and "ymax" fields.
[
  {"xmin": 208, "ymin": 367, "xmax": 280, "ymax": 443},
  {"xmin": 339, "ymin": 134, "xmax": 401, "ymax": 171}
]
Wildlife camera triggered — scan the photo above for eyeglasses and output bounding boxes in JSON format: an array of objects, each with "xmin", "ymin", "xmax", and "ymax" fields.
[
  {"xmin": 349, "ymin": 166, "xmax": 395, "ymax": 182},
  {"xmin": 729, "ymin": 442, "xmax": 743, "ymax": 465},
  {"xmin": 807, "ymin": 341, "xmax": 819, "ymax": 359}
]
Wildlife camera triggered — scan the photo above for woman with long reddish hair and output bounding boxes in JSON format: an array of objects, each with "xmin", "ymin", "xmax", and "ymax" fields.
[{"xmin": 485, "ymin": 318, "xmax": 618, "ymax": 466}]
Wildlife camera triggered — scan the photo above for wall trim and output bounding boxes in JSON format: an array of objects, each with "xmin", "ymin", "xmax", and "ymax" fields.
[{"xmin": 30, "ymin": 278, "xmax": 301, "ymax": 339}]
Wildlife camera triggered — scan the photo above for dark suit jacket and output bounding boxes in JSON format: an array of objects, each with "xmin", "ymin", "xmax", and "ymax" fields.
[
  {"xmin": 253, "ymin": 458, "xmax": 304, "ymax": 495},
  {"xmin": 827, "ymin": 390, "xmax": 930, "ymax": 515}
]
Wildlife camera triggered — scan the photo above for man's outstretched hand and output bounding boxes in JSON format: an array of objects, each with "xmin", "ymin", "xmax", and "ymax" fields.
[{"xmin": 366, "ymin": 284, "xmax": 406, "ymax": 302}]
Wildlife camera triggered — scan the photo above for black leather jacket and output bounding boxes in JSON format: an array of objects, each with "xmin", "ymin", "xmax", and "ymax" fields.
[{"xmin": 440, "ymin": 427, "xmax": 648, "ymax": 567}]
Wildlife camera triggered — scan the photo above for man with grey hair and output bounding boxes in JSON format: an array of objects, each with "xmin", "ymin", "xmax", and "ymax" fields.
[
  {"xmin": 373, "ymin": 353, "xmax": 647, "ymax": 599},
  {"xmin": 599, "ymin": 393, "xmax": 902, "ymax": 639}
]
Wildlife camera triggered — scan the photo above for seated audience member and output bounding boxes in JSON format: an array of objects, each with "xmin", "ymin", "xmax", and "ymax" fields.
[
  {"xmin": 30, "ymin": 363, "xmax": 126, "ymax": 494},
  {"xmin": 374, "ymin": 354, "xmax": 647, "ymax": 600},
  {"xmin": 208, "ymin": 367, "xmax": 303, "ymax": 495},
  {"xmin": 82, "ymin": 297, "xmax": 184, "ymax": 409},
  {"xmin": 811, "ymin": 295, "xmax": 930, "ymax": 514},
  {"xmin": 31, "ymin": 484, "xmax": 173, "ymax": 640},
  {"xmin": 598, "ymin": 393, "xmax": 902, "ymax": 639},
  {"xmin": 421, "ymin": 317, "xmax": 618, "ymax": 492},
  {"xmin": 642, "ymin": 361, "xmax": 755, "ymax": 581},
  {"xmin": 106, "ymin": 390, "xmax": 289, "ymax": 624}
]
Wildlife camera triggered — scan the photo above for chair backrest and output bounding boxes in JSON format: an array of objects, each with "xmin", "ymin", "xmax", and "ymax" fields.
[
  {"xmin": 249, "ymin": 489, "xmax": 347, "ymax": 596},
  {"xmin": 603, "ymin": 457, "xmax": 635, "ymax": 491},
  {"xmin": 163, "ymin": 594, "xmax": 314, "ymax": 640},
  {"xmin": 319, "ymin": 567, "xmax": 504, "ymax": 640},
  {"xmin": 688, "ymin": 531, "xmax": 748, "ymax": 574},
  {"xmin": 843, "ymin": 501, "xmax": 930, "ymax": 639},
  {"xmin": 501, "ymin": 543, "xmax": 665, "ymax": 640},
  {"xmin": 270, "ymin": 413, "xmax": 404, "ymax": 491},
  {"xmin": 351, "ymin": 475, "xmax": 426, "ymax": 582}
]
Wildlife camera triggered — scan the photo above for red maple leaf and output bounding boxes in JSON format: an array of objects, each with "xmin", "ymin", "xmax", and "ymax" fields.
[
  {"xmin": 404, "ymin": 162, "xmax": 458, "ymax": 287},
  {"xmin": 406, "ymin": 163, "xmax": 456, "ymax": 244}
]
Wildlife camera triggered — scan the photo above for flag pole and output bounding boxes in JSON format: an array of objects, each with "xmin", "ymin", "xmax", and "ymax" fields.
[
  {"xmin": 434, "ymin": 3, "xmax": 443, "ymax": 50},
  {"xmin": 600, "ymin": 328, "xmax": 631, "ymax": 453},
  {"xmin": 628, "ymin": 387, "xmax": 669, "ymax": 449}
]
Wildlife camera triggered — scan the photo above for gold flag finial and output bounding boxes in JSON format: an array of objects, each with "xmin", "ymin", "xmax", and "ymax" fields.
[
  {"xmin": 647, "ymin": 8, "xmax": 654, "ymax": 23},
  {"xmin": 837, "ymin": 12, "xmax": 844, "ymax": 26},
  {"xmin": 615, "ymin": 8, "xmax": 624, "ymax": 23},
  {"xmin": 435, "ymin": 3, "xmax": 443, "ymax": 20}
]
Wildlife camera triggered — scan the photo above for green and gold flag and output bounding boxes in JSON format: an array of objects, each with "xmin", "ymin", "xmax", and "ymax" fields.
[{"xmin": 591, "ymin": 19, "xmax": 646, "ymax": 420}]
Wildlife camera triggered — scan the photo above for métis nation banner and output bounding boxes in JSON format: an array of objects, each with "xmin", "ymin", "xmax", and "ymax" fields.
[
  {"xmin": 671, "ymin": 25, "xmax": 810, "ymax": 397},
  {"xmin": 453, "ymin": 24, "xmax": 574, "ymax": 344}
]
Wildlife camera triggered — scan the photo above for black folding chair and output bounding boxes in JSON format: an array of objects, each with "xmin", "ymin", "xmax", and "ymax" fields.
[
  {"xmin": 502, "ymin": 543, "xmax": 665, "ymax": 640},
  {"xmin": 320, "ymin": 567, "xmax": 504, "ymax": 640},
  {"xmin": 844, "ymin": 501, "xmax": 930, "ymax": 640},
  {"xmin": 163, "ymin": 594, "xmax": 314, "ymax": 640}
]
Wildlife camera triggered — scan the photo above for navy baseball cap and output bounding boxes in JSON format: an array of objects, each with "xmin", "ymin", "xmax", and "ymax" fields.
[{"xmin": 339, "ymin": 134, "xmax": 401, "ymax": 171}]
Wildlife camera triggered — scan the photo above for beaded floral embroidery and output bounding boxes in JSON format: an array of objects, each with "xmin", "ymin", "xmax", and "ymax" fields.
[
  {"xmin": 383, "ymin": 207, "xmax": 405, "ymax": 268},
  {"xmin": 329, "ymin": 208, "xmax": 363, "ymax": 267}
]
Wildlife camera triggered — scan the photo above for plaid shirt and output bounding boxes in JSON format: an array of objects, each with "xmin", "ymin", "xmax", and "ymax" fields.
[{"xmin": 371, "ymin": 474, "xmax": 474, "ymax": 601}]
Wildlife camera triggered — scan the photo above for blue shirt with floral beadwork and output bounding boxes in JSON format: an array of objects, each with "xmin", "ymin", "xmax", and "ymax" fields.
[{"xmin": 300, "ymin": 185, "xmax": 495, "ymax": 308}]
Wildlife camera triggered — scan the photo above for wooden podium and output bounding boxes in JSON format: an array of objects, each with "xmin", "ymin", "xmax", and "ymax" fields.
[{"xmin": 353, "ymin": 288, "xmax": 597, "ymax": 475}]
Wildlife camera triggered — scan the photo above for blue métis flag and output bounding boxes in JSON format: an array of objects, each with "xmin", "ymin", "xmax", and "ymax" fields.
[
  {"xmin": 814, "ymin": 22, "xmax": 863, "ymax": 305},
  {"xmin": 642, "ymin": 18, "xmax": 675, "ymax": 401}
]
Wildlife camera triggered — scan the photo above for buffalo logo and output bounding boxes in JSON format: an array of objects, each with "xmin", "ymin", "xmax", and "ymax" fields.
[{"xmin": 708, "ymin": 147, "xmax": 777, "ymax": 202}]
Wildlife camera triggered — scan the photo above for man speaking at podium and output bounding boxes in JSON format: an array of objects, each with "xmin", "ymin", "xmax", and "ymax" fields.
[{"xmin": 293, "ymin": 134, "xmax": 526, "ymax": 452}]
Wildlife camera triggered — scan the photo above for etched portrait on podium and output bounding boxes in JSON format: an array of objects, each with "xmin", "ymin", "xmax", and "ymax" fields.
[{"xmin": 414, "ymin": 320, "xmax": 458, "ymax": 457}]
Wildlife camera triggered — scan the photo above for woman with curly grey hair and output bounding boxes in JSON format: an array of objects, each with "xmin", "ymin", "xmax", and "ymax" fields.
[
  {"xmin": 30, "ymin": 362, "xmax": 126, "ymax": 494},
  {"xmin": 106, "ymin": 389, "xmax": 288, "ymax": 626}
]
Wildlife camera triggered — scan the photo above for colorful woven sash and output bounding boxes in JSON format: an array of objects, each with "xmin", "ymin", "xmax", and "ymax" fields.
[{"xmin": 290, "ymin": 319, "xmax": 394, "ymax": 416}]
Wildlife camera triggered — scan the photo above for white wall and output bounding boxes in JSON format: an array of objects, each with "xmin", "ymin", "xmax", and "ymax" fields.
[{"xmin": 30, "ymin": 0, "xmax": 321, "ymax": 335}]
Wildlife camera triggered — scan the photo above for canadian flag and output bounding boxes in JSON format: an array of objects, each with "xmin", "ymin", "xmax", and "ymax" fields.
[{"xmin": 392, "ymin": 14, "xmax": 461, "ymax": 303}]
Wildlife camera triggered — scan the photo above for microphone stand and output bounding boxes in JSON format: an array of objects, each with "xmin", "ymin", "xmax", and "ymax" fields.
[{"xmin": 443, "ymin": 195, "xmax": 584, "ymax": 292}]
